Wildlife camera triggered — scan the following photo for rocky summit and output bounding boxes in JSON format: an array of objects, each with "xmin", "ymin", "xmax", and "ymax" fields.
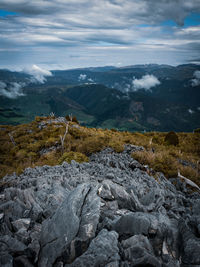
[{"xmin": 0, "ymin": 146, "xmax": 200, "ymax": 267}]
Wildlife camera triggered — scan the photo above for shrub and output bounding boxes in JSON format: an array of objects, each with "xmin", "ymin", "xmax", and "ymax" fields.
[
  {"xmin": 165, "ymin": 131, "xmax": 179, "ymax": 146},
  {"xmin": 58, "ymin": 151, "xmax": 89, "ymax": 164},
  {"xmin": 16, "ymin": 149, "xmax": 28, "ymax": 160},
  {"xmin": 108, "ymin": 141, "xmax": 124, "ymax": 153},
  {"xmin": 26, "ymin": 141, "xmax": 45, "ymax": 152},
  {"xmin": 35, "ymin": 116, "xmax": 45, "ymax": 122},
  {"xmin": 65, "ymin": 115, "xmax": 71, "ymax": 121},
  {"xmin": 69, "ymin": 127, "xmax": 87, "ymax": 139},
  {"xmin": 27, "ymin": 152, "xmax": 38, "ymax": 160},
  {"xmin": 72, "ymin": 116, "xmax": 79, "ymax": 124},
  {"xmin": 194, "ymin": 128, "xmax": 200, "ymax": 133},
  {"xmin": 78, "ymin": 136, "xmax": 107, "ymax": 155},
  {"xmin": 152, "ymin": 135, "xmax": 163, "ymax": 145}
]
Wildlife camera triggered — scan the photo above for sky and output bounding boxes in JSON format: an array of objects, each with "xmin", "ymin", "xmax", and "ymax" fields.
[{"xmin": 0, "ymin": 0, "xmax": 200, "ymax": 70}]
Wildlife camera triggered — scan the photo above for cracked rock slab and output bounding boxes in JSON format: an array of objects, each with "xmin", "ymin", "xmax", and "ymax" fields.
[{"xmin": 38, "ymin": 183, "xmax": 100, "ymax": 267}]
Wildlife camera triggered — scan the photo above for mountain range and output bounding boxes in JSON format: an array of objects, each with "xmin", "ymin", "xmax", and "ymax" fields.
[{"xmin": 0, "ymin": 64, "xmax": 200, "ymax": 131}]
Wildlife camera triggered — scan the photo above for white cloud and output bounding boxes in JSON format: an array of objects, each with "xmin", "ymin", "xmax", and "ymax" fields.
[
  {"xmin": 0, "ymin": 81, "xmax": 25, "ymax": 99},
  {"xmin": 0, "ymin": 65, "xmax": 53, "ymax": 98},
  {"xmin": 132, "ymin": 74, "xmax": 160, "ymax": 91},
  {"xmin": 191, "ymin": 70, "xmax": 200, "ymax": 87},
  {"xmin": 88, "ymin": 78, "xmax": 94, "ymax": 82},
  {"xmin": 78, "ymin": 74, "xmax": 87, "ymax": 81},
  {"xmin": 23, "ymin": 64, "xmax": 52, "ymax": 83},
  {"xmin": 188, "ymin": 109, "xmax": 194, "ymax": 114}
]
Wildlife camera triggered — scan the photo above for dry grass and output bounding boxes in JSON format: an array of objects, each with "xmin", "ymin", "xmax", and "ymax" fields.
[
  {"xmin": 132, "ymin": 134, "xmax": 200, "ymax": 185},
  {"xmin": 0, "ymin": 116, "xmax": 199, "ymax": 186}
]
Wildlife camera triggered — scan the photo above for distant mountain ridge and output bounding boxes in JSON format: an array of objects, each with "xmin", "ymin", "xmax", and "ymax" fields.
[{"xmin": 0, "ymin": 64, "xmax": 200, "ymax": 131}]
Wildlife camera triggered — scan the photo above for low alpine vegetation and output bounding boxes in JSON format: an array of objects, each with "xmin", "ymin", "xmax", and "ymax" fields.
[{"xmin": 0, "ymin": 116, "xmax": 199, "ymax": 186}]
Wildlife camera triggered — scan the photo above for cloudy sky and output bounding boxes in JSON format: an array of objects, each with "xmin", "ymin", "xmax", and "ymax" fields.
[{"xmin": 0, "ymin": 0, "xmax": 200, "ymax": 70}]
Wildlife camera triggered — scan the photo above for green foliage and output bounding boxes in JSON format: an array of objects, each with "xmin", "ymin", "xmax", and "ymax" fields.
[
  {"xmin": 165, "ymin": 131, "xmax": 179, "ymax": 146},
  {"xmin": 58, "ymin": 151, "xmax": 89, "ymax": 164}
]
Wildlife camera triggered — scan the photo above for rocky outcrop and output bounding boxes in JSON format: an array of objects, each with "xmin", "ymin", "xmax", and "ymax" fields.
[{"xmin": 0, "ymin": 146, "xmax": 200, "ymax": 266}]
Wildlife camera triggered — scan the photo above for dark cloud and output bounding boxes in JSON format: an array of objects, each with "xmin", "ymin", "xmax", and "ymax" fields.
[{"xmin": 0, "ymin": 0, "xmax": 199, "ymax": 69}]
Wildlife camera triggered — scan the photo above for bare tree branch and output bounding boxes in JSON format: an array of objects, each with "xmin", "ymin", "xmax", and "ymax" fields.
[
  {"xmin": 8, "ymin": 133, "xmax": 16, "ymax": 146},
  {"xmin": 69, "ymin": 113, "xmax": 73, "ymax": 122},
  {"xmin": 60, "ymin": 122, "xmax": 69, "ymax": 154}
]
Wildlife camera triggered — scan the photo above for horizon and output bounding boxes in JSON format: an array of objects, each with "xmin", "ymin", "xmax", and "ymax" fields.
[
  {"xmin": 0, "ymin": 1, "xmax": 200, "ymax": 70},
  {"xmin": 1, "ymin": 62, "xmax": 200, "ymax": 73}
]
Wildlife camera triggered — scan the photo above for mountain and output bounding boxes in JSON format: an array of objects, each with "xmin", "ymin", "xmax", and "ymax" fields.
[{"xmin": 0, "ymin": 64, "xmax": 200, "ymax": 131}]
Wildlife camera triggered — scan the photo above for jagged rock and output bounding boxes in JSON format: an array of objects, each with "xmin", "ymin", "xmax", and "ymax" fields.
[
  {"xmin": 38, "ymin": 117, "xmax": 67, "ymax": 130},
  {"xmin": 0, "ymin": 200, "xmax": 27, "ymax": 219},
  {"xmin": 38, "ymin": 183, "xmax": 100, "ymax": 267},
  {"xmin": 65, "ymin": 229, "xmax": 120, "ymax": 266},
  {"xmin": 98, "ymin": 180, "xmax": 136, "ymax": 211},
  {"xmin": 113, "ymin": 212, "xmax": 159, "ymax": 236},
  {"xmin": 14, "ymin": 255, "xmax": 34, "ymax": 267},
  {"xmin": 178, "ymin": 158, "xmax": 197, "ymax": 169},
  {"xmin": 179, "ymin": 220, "xmax": 200, "ymax": 265},
  {"xmin": 39, "ymin": 145, "xmax": 61, "ymax": 155},
  {"xmin": 0, "ymin": 253, "xmax": 13, "ymax": 267},
  {"xmin": 0, "ymin": 148, "xmax": 199, "ymax": 266},
  {"xmin": 0, "ymin": 213, "xmax": 4, "ymax": 221},
  {"xmin": 27, "ymin": 223, "xmax": 42, "ymax": 264},
  {"xmin": 123, "ymin": 144, "xmax": 145, "ymax": 153},
  {"xmin": 0, "ymin": 235, "xmax": 27, "ymax": 254},
  {"xmin": 1, "ymin": 188, "xmax": 43, "ymax": 221},
  {"xmin": 121, "ymin": 234, "xmax": 162, "ymax": 267},
  {"xmin": 76, "ymin": 185, "xmax": 100, "ymax": 241},
  {"xmin": 15, "ymin": 228, "xmax": 30, "ymax": 245},
  {"xmin": 129, "ymin": 159, "xmax": 145, "ymax": 170},
  {"xmin": 192, "ymin": 199, "xmax": 200, "ymax": 215},
  {"xmin": 12, "ymin": 218, "xmax": 31, "ymax": 232}
]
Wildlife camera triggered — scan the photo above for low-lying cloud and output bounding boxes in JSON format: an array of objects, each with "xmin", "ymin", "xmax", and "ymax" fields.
[
  {"xmin": 0, "ymin": 81, "xmax": 25, "ymax": 99},
  {"xmin": 88, "ymin": 78, "xmax": 94, "ymax": 83},
  {"xmin": 23, "ymin": 65, "xmax": 52, "ymax": 83},
  {"xmin": 78, "ymin": 74, "xmax": 87, "ymax": 81},
  {"xmin": 188, "ymin": 108, "xmax": 195, "ymax": 114},
  {"xmin": 78, "ymin": 74, "xmax": 94, "ymax": 83},
  {"xmin": 191, "ymin": 70, "xmax": 200, "ymax": 87},
  {"xmin": 0, "ymin": 65, "xmax": 53, "ymax": 99},
  {"xmin": 132, "ymin": 74, "xmax": 160, "ymax": 91}
]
